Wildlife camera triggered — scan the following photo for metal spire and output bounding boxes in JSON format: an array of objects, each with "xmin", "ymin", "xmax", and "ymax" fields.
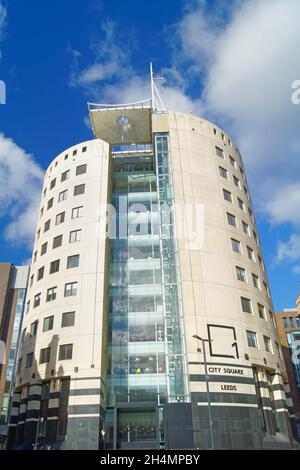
[{"xmin": 150, "ymin": 62, "xmax": 166, "ymax": 112}]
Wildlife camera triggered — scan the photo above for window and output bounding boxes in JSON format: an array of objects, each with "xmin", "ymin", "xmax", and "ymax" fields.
[
  {"xmin": 276, "ymin": 342, "xmax": 282, "ymax": 360},
  {"xmin": 74, "ymin": 184, "xmax": 85, "ymax": 196},
  {"xmin": 41, "ymin": 242, "xmax": 48, "ymax": 256},
  {"xmin": 229, "ymin": 156, "xmax": 236, "ymax": 167},
  {"xmin": 72, "ymin": 206, "xmax": 83, "ymax": 219},
  {"xmin": 263, "ymin": 282, "xmax": 270, "ymax": 298},
  {"xmin": 50, "ymin": 259, "xmax": 60, "ymax": 274},
  {"xmin": 26, "ymin": 353, "xmax": 34, "ymax": 368},
  {"xmin": 69, "ymin": 229, "xmax": 82, "ymax": 243},
  {"xmin": 244, "ymin": 186, "xmax": 249, "ymax": 198},
  {"xmin": 43, "ymin": 316, "xmax": 54, "ymax": 332},
  {"xmin": 82, "ymin": 146, "xmax": 87, "ymax": 153},
  {"xmin": 44, "ymin": 219, "xmax": 51, "ymax": 233},
  {"xmin": 56, "ymin": 212, "xmax": 65, "ymax": 225},
  {"xmin": 296, "ymin": 317, "xmax": 300, "ymax": 328},
  {"xmin": 37, "ymin": 266, "xmax": 44, "ymax": 281},
  {"xmin": 46, "ymin": 287, "xmax": 57, "ymax": 302},
  {"xmin": 253, "ymin": 231, "xmax": 258, "ymax": 244},
  {"xmin": 33, "ymin": 251, "xmax": 37, "ymax": 262},
  {"xmin": 237, "ymin": 198, "xmax": 244, "ymax": 211},
  {"xmin": 247, "ymin": 330, "xmax": 258, "ymax": 348},
  {"xmin": 223, "ymin": 189, "xmax": 232, "ymax": 202},
  {"xmin": 26, "ymin": 300, "xmax": 30, "ymax": 314},
  {"xmin": 64, "ymin": 154, "xmax": 68, "ymax": 161},
  {"xmin": 236, "ymin": 266, "xmax": 246, "ymax": 282},
  {"xmin": 64, "ymin": 282, "xmax": 78, "ymax": 297},
  {"xmin": 283, "ymin": 317, "xmax": 288, "ymax": 328},
  {"xmin": 67, "ymin": 255, "xmax": 80, "ymax": 269},
  {"xmin": 62, "ymin": 311, "xmax": 75, "ymax": 328},
  {"xmin": 30, "ymin": 275, "xmax": 34, "ymax": 287},
  {"xmin": 34, "ymin": 293, "xmax": 41, "ymax": 308},
  {"xmin": 61, "ymin": 170, "xmax": 70, "ymax": 182},
  {"xmin": 50, "ymin": 178, "xmax": 56, "ymax": 190},
  {"xmin": 269, "ymin": 311, "xmax": 276, "ymax": 328},
  {"xmin": 258, "ymin": 304, "xmax": 265, "ymax": 319},
  {"xmin": 215, "ymin": 147, "xmax": 224, "ymax": 158},
  {"xmin": 59, "ymin": 344, "xmax": 73, "ymax": 361},
  {"xmin": 231, "ymin": 238, "xmax": 241, "ymax": 253},
  {"xmin": 76, "ymin": 164, "xmax": 87, "ymax": 176},
  {"xmin": 227, "ymin": 212, "xmax": 237, "ymax": 227},
  {"xmin": 43, "ymin": 188, "xmax": 47, "ymax": 198},
  {"xmin": 40, "ymin": 347, "xmax": 51, "ymax": 364},
  {"xmin": 241, "ymin": 297, "xmax": 252, "ymax": 314},
  {"xmin": 47, "ymin": 198, "xmax": 54, "ymax": 210},
  {"xmin": 53, "ymin": 234, "xmax": 63, "ymax": 249},
  {"xmin": 263, "ymin": 336, "xmax": 272, "ymax": 353},
  {"xmin": 58, "ymin": 190, "xmax": 67, "ymax": 203},
  {"xmin": 247, "ymin": 246, "xmax": 255, "ymax": 261},
  {"xmin": 289, "ymin": 317, "xmax": 295, "ymax": 328},
  {"xmin": 258, "ymin": 255, "xmax": 264, "ymax": 270},
  {"xmin": 30, "ymin": 321, "xmax": 38, "ymax": 337},
  {"xmin": 73, "ymin": 149, "xmax": 77, "ymax": 156},
  {"xmin": 252, "ymin": 274, "xmax": 260, "ymax": 289},
  {"xmin": 37, "ymin": 228, "xmax": 41, "ymax": 239},
  {"xmin": 219, "ymin": 166, "xmax": 228, "ymax": 179},
  {"xmin": 233, "ymin": 175, "xmax": 240, "ymax": 188},
  {"xmin": 242, "ymin": 221, "xmax": 249, "ymax": 235}
]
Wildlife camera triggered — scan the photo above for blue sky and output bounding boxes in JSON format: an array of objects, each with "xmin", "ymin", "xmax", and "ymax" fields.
[{"xmin": 0, "ymin": 0, "xmax": 300, "ymax": 311}]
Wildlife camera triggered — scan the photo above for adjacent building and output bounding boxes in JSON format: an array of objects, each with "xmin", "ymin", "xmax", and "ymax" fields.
[
  {"xmin": 7, "ymin": 100, "xmax": 293, "ymax": 450},
  {"xmin": 276, "ymin": 307, "xmax": 300, "ymax": 442},
  {"xmin": 0, "ymin": 264, "xmax": 29, "ymax": 447}
]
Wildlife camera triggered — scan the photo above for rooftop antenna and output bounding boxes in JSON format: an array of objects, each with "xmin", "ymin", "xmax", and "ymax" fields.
[{"xmin": 150, "ymin": 62, "xmax": 166, "ymax": 112}]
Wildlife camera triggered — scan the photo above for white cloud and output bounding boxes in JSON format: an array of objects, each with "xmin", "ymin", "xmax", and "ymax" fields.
[
  {"xmin": 276, "ymin": 234, "xmax": 300, "ymax": 264},
  {"xmin": 0, "ymin": 133, "xmax": 43, "ymax": 247}
]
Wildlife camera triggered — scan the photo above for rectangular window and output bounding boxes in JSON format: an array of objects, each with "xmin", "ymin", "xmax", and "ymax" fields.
[
  {"xmin": 30, "ymin": 321, "xmax": 38, "ymax": 337},
  {"xmin": 237, "ymin": 198, "xmax": 244, "ymax": 211},
  {"xmin": 58, "ymin": 190, "xmax": 67, "ymax": 203},
  {"xmin": 50, "ymin": 178, "xmax": 56, "ymax": 190},
  {"xmin": 73, "ymin": 149, "xmax": 77, "ymax": 156},
  {"xmin": 82, "ymin": 146, "xmax": 87, "ymax": 153},
  {"xmin": 219, "ymin": 166, "xmax": 228, "ymax": 179},
  {"xmin": 252, "ymin": 274, "xmax": 260, "ymax": 289},
  {"xmin": 289, "ymin": 317, "xmax": 295, "ymax": 328},
  {"xmin": 72, "ymin": 206, "xmax": 83, "ymax": 219},
  {"xmin": 50, "ymin": 259, "xmax": 60, "ymax": 274},
  {"xmin": 283, "ymin": 317, "xmax": 288, "ymax": 328},
  {"xmin": 242, "ymin": 221, "xmax": 249, "ymax": 235},
  {"xmin": 41, "ymin": 242, "xmax": 48, "ymax": 256},
  {"xmin": 229, "ymin": 156, "xmax": 236, "ymax": 167},
  {"xmin": 37, "ymin": 266, "xmax": 44, "ymax": 281},
  {"xmin": 241, "ymin": 297, "xmax": 252, "ymax": 314},
  {"xmin": 30, "ymin": 275, "xmax": 34, "ymax": 287},
  {"xmin": 34, "ymin": 293, "xmax": 41, "ymax": 308},
  {"xmin": 231, "ymin": 238, "xmax": 241, "ymax": 253},
  {"xmin": 33, "ymin": 251, "xmax": 37, "ymax": 262},
  {"xmin": 40, "ymin": 347, "xmax": 51, "ymax": 364},
  {"xmin": 37, "ymin": 228, "xmax": 41, "ymax": 239},
  {"xmin": 247, "ymin": 246, "xmax": 255, "ymax": 261},
  {"xmin": 258, "ymin": 304, "xmax": 265, "ymax": 319},
  {"xmin": 74, "ymin": 184, "xmax": 85, "ymax": 196},
  {"xmin": 59, "ymin": 344, "xmax": 73, "ymax": 361},
  {"xmin": 223, "ymin": 189, "xmax": 232, "ymax": 202},
  {"xmin": 61, "ymin": 170, "xmax": 70, "ymax": 182},
  {"xmin": 247, "ymin": 330, "xmax": 258, "ymax": 348},
  {"xmin": 233, "ymin": 175, "xmax": 240, "ymax": 188},
  {"xmin": 44, "ymin": 220, "xmax": 51, "ymax": 233},
  {"xmin": 46, "ymin": 287, "xmax": 57, "ymax": 302},
  {"xmin": 227, "ymin": 212, "xmax": 237, "ymax": 227},
  {"xmin": 26, "ymin": 352, "xmax": 34, "ymax": 368},
  {"xmin": 53, "ymin": 234, "xmax": 63, "ymax": 249},
  {"xmin": 67, "ymin": 254, "xmax": 80, "ymax": 269},
  {"xmin": 43, "ymin": 316, "xmax": 54, "ymax": 332},
  {"xmin": 47, "ymin": 198, "xmax": 54, "ymax": 210},
  {"xmin": 69, "ymin": 229, "xmax": 82, "ymax": 243},
  {"xmin": 236, "ymin": 266, "xmax": 246, "ymax": 282},
  {"xmin": 296, "ymin": 318, "xmax": 300, "ymax": 328},
  {"xmin": 269, "ymin": 311, "xmax": 276, "ymax": 328},
  {"xmin": 56, "ymin": 212, "xmax": 65, "ymax": 225},
  {"xmin": 76, "ymin": 164, "xmax": 87, "ymax": 176},
  {"xmin": 263, "ymin": 336, "xmax": 272, "ymax": 353},
  {"xmin": 62, "ymin": 311, "xmax": 75, "ymax": 328},
  {"xmin": 26, "ymin": 300, "xmax": 30, "ymax": 314},
  {"xmin": 64, "ymin": 282, "xmax": 78, "ymax": 297},
  {"xmin": 215, "ymin": 146, "xmax": 224, "ymax": 158}
]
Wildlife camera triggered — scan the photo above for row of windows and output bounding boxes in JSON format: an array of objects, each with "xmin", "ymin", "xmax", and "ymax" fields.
[
  {"xmin": 283, "ymin": 316, "xmax": 300, "ymax": 329},
  {"xmin": 42, "ymin": 163, "xmax": 87, "ymax": 213},
  {"xmin": 28, "ymin": 282, "xmax": 78, "ymax": 311},
  {"xmin": 246, "ymin": 329, "xmax": 280, "ymax": 356},
  {"xmin": 222, "ymin": 185, "xmax": 254, "ymax": 222},
  {"xmin": 25, "ymin": 343, "xmax": 73, "ymax": 368},
  {"xmin": 227, "ymin": 211, "xmax": 259, "ymax": 245},
  {"xmin": 231, "ymin": 237, "xmax": 263, "ymax": 266},
  {"xmin": 46, "ymin": 146, "xmax": 88, "ymax": 180},
  {"xmin": 28, "ymin": 311, "xmax": 75, "ymax": 339},
  {"xmin": 29, "ymin": 254, "xmax": 80, "ymax": 291},
  {"xmin": 215, "ymin": 146, "xmax": 247, "ymax": 191},
  {"xmin": 235, "ymin": 265, "xmax": 268, "ymax": 294},
  {"xmin": 240, "ymin": 296, "xmax": 275, "ymax": 325}
]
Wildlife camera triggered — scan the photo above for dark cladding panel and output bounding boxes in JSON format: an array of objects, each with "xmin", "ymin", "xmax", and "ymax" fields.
[{"xmin": 164, "ymin": 403, "xmax": 194, "ymax": 450}]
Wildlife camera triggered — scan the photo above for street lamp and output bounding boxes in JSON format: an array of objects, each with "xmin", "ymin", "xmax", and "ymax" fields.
[
  {"xmin": 192, "ymin": 335, "xmax": 215, "ymax": 450},
  {"xmin": 33, "ymin": 417, "xmax": 44, "ymax": 450}
]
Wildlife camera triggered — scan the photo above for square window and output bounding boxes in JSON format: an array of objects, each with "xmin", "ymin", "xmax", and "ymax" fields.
[
  {"xmin": 246, "ymin": 330, "xmax": 258, "ymax": 348},
  {"xmin": 215, "ymin": 147, "xmax": 224, "ymax": 158},
  {"xmin": 73, "ymin": 149, "xmax": 77, "ymax": 156},
  {"xmin": 82, "ymin": 146, "xmax": 87, "ymax": 153},
  {"xmin": 241, "ymin": 297, "xmax": 252, "ymax": 314},
  {"xmin": 237, "ymin": 198, "xmax": 244, "ymax": 211},
  {"xmin": 44, "ymin": 220, "xmax": 51, "ymax": 233},
  {"xmin": 59, "ymin": 344, "xmax": 73, "ymax": 361},
  {"xmin": 227, "ymin": 212, "xmax": 237, "ymax": 227},
  {"xmin": 242, "ymin": 221, "xmax": 249, "ymax": 235},
  {"xmin": 76, "ymin": 164, "xmax": 87, "ymax": 176},
  {"xmin": 62, "ymin": 312, "xmax": 75, "ymax": 328},
  {"xmin": 233, "ymin": 175, "xmax": 240, "ymax": 188},
  {"xmin": 50, "ymin": 178, "xmax": 56, "ymax": 190},
  {"xmin": 252, "ymin": 274, "xmax": 260, "ymax": 289},
  {"xmin": 64, "ymin": 282, "xmax": 78, "ymax": 297},
  {"xmin": 40, "ymin": 347, "xmax": 51, "ymax": 364},
  {"xmin": 247, "ymin": 246, "xmax": 255, "ymax": 261},
  {"xmin": 74, "ymin": 184, "xmax": 85, "ymax": 196},
  {"xmin": 50, "ymin": 259, "xmax": 60, "ymax": 274},
  {"xmin": 53, "ymin": 234, "xmax": 63, "ymax": 249},
  {"xmin": 67, "ymin": 254, "xmax": 80, "ymax": 269},
  {"xmin": 236, "ymin": 266, "xmax": 246, "ymax": 282},
  {"xmin": 229, "ymin": 156, "xmax": 236, "ymax": 168},
  {"xmin": 34, "ymin": 293, "xmax": 41, "ymax": 308},
  {"xmin": 26, "ymin": 352, "xmax": 34, "ymax": 368},
  {"xmin": 56, "ymin": 212, "xmax": 65, "ymax": 225},
  {"xmin": 37, "ymin": 266, "xmax": 44, "ymax": 281},
  {"xmin": 69, "ymin": 229, "xmax": 82, "ymax": 243},
  {"xmin": 30, "ymin": 321, "xmax": 38, "ymax": 337},
  {"xmin": 47, "ymin": 287, "xmax": 57, "ymax": 302},
  {"xmin": 58, "ymin": 190, "xmax": 67, "ymax": 203},
  {"xmin": 219, "ymin": 166, "xmax": 228, "ymax": 179},
  {"xmin": 72, "ymin": 206, "xmax": 83, "ymax": 219},
  {"xmin": 258, "ymin": 304, "xmax": 265, "ymax": 319},
  {"xmin": 43, "ymin": 316, "xmax": 54, "ymax": 332},
  {"xmin": 223, "ymin": 189, "xmax": 232, "ymax": 202},
  {"xmin": 231, "ymin": 238, "xmax": 241, "ymax": 253},
  {"xmin": 61, "ymin": 170, "xmax": 70, "ymax": 182},
  {"xmin": 41, "ymin": 242, "xmax": 48, "ymax": 256}
]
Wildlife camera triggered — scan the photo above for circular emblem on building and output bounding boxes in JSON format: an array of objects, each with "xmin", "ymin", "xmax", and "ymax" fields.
[{"xmin": 116, "ymin": 115, "xmax": 130, "ymax": 127}]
